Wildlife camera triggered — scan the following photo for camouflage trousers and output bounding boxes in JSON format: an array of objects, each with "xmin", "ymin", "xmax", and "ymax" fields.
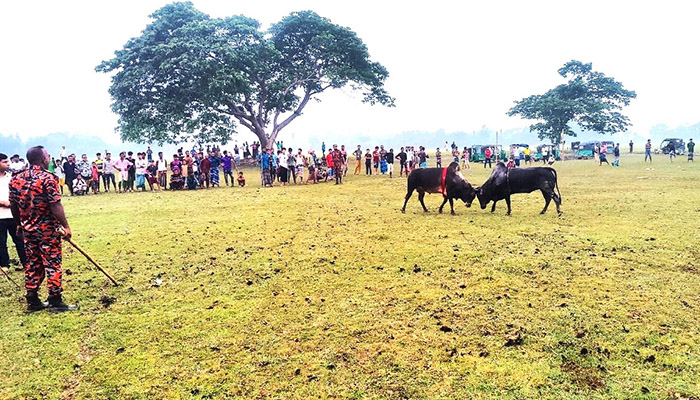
[{"xmin": 23, "ymin": 233, "xmax": 63, "ymax": 295}]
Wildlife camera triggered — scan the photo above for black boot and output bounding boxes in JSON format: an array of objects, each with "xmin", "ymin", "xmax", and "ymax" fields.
[
  {"xmin": 46, "ymin": 294, "xmax": 77, "ymax": 313},
  {"xmin": 26, "ymin": 292, "xmax": 47, "ymax": 313}
]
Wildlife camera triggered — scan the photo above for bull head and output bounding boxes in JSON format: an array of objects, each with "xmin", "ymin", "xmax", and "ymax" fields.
[
  {"xmin": 475, "ymin": 186, "xmax": 489, "ymax": 210},
  {"xmin": 461, "ymin": 185, "xmax": 477, "ymax": 207}
]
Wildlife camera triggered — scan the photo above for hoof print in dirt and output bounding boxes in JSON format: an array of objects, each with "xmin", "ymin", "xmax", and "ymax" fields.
[
  {"xmin": 100, "ymin": 295, "xmax": 117, "ymax": 308},
  {"xmin": 504, "ymin": 329, "xmax": 525, "ymax": 346}
]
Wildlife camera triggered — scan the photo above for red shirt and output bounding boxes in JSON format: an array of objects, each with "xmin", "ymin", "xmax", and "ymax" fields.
[
  {"xmin": 9, "ymin": 165, "xmax": 62, "ymax": 235},
  {"xmin": 200, "ymin": 158, "xmax": 211, "ymax": 173},
  {"xmin": 326, "ymin": 153, "xmax": 334, "ymax": 168}
]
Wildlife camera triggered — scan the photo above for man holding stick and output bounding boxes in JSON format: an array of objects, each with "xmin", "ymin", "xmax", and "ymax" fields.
[{"xmin": 9, "ymin": 146, "xmax": 75, "ymax": 312}]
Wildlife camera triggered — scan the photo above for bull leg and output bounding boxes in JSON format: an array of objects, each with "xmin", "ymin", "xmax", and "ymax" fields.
[
  {"xmin": 449, "ymin": 198, "xmax": 456, "ymax": 215},
  {"xmin": 505, "ymin": 195, "xmax": 512, "ymax": 215},
  {"xmin": 438, "ymin": 197, "xmax": 449, "ymax": 213},
  {"xmin": 540, "ymin": 189, "xmax": 552, "ymax": 214},
  {"xmin": 418, "ymin": 190, "xmax": 429, "ymax": 212},
  {"xmin": 491, "ymin": 200, "xmax": 498, "ymax": 213},
  {"xmin": 553, "ymin": 192, "xmax": 562, "ymax": 216},
  {"xmin": 401, "ymin": 188, "xmax": 414, "ymax": 213}
]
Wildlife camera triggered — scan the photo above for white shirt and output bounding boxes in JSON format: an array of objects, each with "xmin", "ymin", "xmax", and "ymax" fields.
[
  {"xmin": 0, "ymin": 172, "xmax": 12, "ymax": 219},
  {"xmin": 9, "ymin": 161, "xmax": 25, "ymax": 173},
  {"xmin": 135, "ymin": 159, "xmax": 148, "ymax": 175},
  {"xmin": 278, "ymin": 153, "xmax": 288, "ymax": 169},
  {"xmin": 157, "ymin": 158, "xmax": 168, "ymax": 172}
]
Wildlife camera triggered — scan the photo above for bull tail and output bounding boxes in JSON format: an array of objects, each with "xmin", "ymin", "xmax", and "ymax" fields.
[{"xmin": 551, "ymin": 168, "xmax": 562, "ymax": 204}]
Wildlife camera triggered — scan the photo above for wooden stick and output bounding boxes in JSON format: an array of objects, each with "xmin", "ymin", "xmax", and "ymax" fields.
[
  {"xmin": 0, "ymin": 267, "xmax": 21, "ymax": 290},
  {"xmin": 59, "ymin": 229, "xmax": 119, "ymax": 287},
  {"xmin": 67, "ymin": 238, "xmax": 119, "ymax": 286}
]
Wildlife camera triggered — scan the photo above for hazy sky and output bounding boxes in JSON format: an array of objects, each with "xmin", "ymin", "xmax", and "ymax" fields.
[{"xmin": 1, "ymin": 0, "xmax": 698, "ymax": 146}]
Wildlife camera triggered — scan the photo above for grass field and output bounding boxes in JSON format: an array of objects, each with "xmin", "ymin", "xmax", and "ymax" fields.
[{"xmin": 1, "ymin": 154, "xmax": 699, "ymax": 399}]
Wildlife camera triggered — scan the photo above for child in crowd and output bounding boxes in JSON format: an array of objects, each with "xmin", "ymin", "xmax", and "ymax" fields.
[
  {"xmin": 506, "ymin": 157, "xmax": 515, "ymax": 169},
  {"xmin": 90, "ymin": 162, "xmax": 99, "ymax": 194},
  {"xmin": 237, "ymin": 171, "xmax": 246, "ymax": 187}
]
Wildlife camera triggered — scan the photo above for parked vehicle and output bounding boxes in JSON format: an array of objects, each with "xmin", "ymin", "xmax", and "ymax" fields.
[
  {"xmin": 509, "ymin": 143, "xmax": 529, "ymax": 159},
  {"xmin": 571, "ymin": 141, "xmax": 581, "ymax": 151},
  {"xmin": 659, "ymin": 138, "xmax": 685, "ymax": 155},
  {"xmin": 470, "ymin": 145, "xmax": 507, "ymax": 163},
  {"xmin": 576, "ymin": 141, "xmax": 600, "ymax": 159}
]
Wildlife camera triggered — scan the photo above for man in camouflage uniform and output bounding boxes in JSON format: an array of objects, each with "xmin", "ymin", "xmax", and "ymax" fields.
[
  {"xmin": 9, "ymin": 146, "xmax": 75, "ymax": 312},
  {"xmin": 331, "ymin": 145, "xmax": 344, "ymax": 185}
]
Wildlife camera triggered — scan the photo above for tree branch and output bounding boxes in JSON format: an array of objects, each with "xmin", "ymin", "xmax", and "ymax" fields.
[{"xmin": 273, "ymin": 88, "xmax": 312, "ymax": 137}]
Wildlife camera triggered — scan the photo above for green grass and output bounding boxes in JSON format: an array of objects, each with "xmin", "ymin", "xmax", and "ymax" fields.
[{"xmin": 1, "ymin": 154, "xmax": 699, "ymax": 399}]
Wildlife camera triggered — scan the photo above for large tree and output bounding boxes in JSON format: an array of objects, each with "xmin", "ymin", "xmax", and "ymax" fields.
[
  {"xmin": 507, "ymin": 60, "xmax": 636, "ymax": 145},
  {"xmin": 96, "ymin": 2, "xmax": 394, "ymax": 148}
]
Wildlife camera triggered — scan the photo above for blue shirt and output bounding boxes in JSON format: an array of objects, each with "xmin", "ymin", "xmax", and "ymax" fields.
[{"xmin": 261, "ymin": 153, "xmax": 270, "ymax": 169}]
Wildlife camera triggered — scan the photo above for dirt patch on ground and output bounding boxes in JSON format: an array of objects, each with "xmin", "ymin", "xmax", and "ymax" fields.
[{"xmin": 561, "ymin": 362, "xmax": 606, "ymax": 390}]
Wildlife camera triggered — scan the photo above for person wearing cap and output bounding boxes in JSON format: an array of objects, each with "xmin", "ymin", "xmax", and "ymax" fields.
[{"xmin": 9, "ymin": 146, "xmax": 75, "ymax": 312}]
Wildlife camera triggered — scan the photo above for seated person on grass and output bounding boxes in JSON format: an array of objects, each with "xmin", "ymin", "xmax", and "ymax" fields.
[{"xmin": 73, "ymin": 175, "xmax": 88, "ymax": 195}]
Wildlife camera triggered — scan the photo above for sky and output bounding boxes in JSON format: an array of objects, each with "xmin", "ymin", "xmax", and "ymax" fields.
[{"xmin": 1, "ymin": 0, "xmax": 699, "ymax": 148}]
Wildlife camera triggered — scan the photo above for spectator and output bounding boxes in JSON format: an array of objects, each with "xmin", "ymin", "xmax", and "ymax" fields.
[
  {"xmin": 103, "ymin": 153, "xmax": 117, "ymax": 193},
  {"xmin": 687, "ymin": 139, "xmax": 694, "ymax": 162},
  {"xmin": 62, "ymin": 155, "xmax": 77, "ymax": 196},
  {"xmin": 645, "ymin": 139, "xmax": 652, "ymax": 163}
]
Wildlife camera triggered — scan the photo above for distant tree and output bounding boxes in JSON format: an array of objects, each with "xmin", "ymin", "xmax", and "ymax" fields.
[
  {"xmin": 507, "ymin": 60, "xmax": 636, "ymax": 145},
  {"xmin": 96, "ymin": 2, "xmax": 394, "ymax": 148}
]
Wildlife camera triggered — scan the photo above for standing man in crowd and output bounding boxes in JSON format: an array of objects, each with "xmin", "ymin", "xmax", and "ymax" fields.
[
  {"xmin": 0, "ymin": 153, "xmax": 27, "ymax": 275},
  {"xmin": 9, "ymin": 146, "xmax": 75, "ymax": 312},
  {"xmin": 396, "ymin": 147, "xmax": 408, "ymax": 177},
  {"xmin": 385, "ymin": 148, "xmax": 395, "ymax": 178},
  {"xmin": 76, "ymin": 154, "xmax": 92, "ymax": 194},
  {"xmin": 687, "ymin": 138, "xmax": 694, "ymax": 162},
  {"xmin": 331, "ymin": 145, "xmax": 344, "ymax": 184},
  {"xmin": 102, "ymin": 153, "xmax": 117, "ymax": 193},
  {"xmin": 94, "ymin": 153, "xmax": 104, "ymax": 193},
  {"xmin": 435, "ymin": 147, "xmax": 442, "ymax": 168},
  {"xmin": 484, "ymin": 147, "xmax": 493, "ymax": 168},
  {"xmin": 645, "ymin": 139, "xmax": 652, "ymax": 163},
  {"xmin": 157, "ymin": 152, "xmax": 168, "ymax": 190},
  {"xmin": 126, "ymin": 151, "xmax": 136, "ymax": 191},
  {"xmin": 354, "ymin": 145, "xmax": 363, "ymax": 175},
  {"xmin": 221, "ymin": 151, "xmax": 234, "ymax": 186},
  {"xmin": 629, "ymin": 140, "xmax": 634, "ymax": 154},
  {"xmin": 9, "ymin": 155, "xmax": 26, "ymax": 174},
  {"xmin": 114, "ymin": 152, "xmax": 132, "ymax": 193},
  {"xmin": 613, "ymin": 143, "xmax": 621, "ymax": 166},
  {"xmin": 62, "ymin": 154, "xmax": 77, "ymax": 196}
]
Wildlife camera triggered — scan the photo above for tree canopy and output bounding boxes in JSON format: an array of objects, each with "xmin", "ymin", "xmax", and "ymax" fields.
[
  {"xmin": 96, "ymin": 2, "xmax": 394, "ymax": 147},
  {"xmin": 507, "ymin": 60, "xmax": 637, "ymax": 144}
]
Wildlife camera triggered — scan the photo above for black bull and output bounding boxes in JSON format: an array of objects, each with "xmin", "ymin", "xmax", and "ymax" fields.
[
  {"xmin": 401, "ymin": 163, "xmax": 477, "ymax": 214},
  {"xmin": 476, "ymin": 162, "xmax": 562, "ymax": 216}
]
